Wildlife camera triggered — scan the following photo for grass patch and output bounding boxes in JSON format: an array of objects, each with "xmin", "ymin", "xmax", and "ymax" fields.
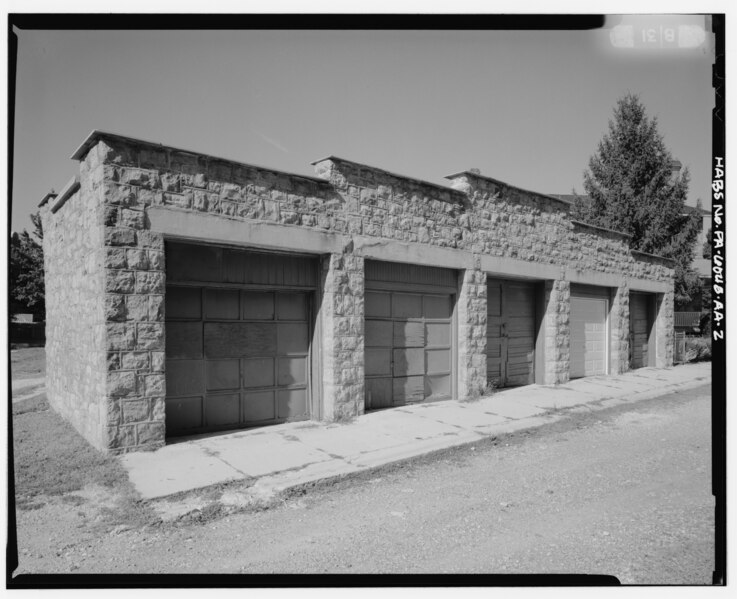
[
  {"xmin": 10, "ymin": 347, "xmax": 46, "ymax": 379},
  {"xmin": 12, "ymin": 407, "xmax": 157, "ymax": 527},
  {"xmin": 13, "ymin": 408, "xmax": 127, "ymax": 504},
  {"xmin": 11, "ymin": 346, "xmax": 158, "ymax": 527}
]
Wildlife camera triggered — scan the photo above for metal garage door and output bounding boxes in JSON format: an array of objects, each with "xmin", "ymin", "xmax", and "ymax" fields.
[
  {"xmin": 630, "ymin": 292, "xmax": 654, "ymax": 369},
  {"xmin": 570, "ymin": 285, "xmax": 610, "ymax": 378},
  {"xmin": 164, "ymin": 242, "xmax": 316, "ymax": 437},
  {"xmin": 364, "ymin": 261, "xmax": 456, "ymax": 409},
  {"xmin": 487, "ymin": 278, "xmax": 537, "ymax": 387}
]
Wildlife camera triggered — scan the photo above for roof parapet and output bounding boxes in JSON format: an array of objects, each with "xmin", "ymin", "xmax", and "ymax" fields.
[
  {"xmin": 38, "ymin": 190, "xmax": 58, "ymax": 208},
  {"xmin": 71, "ymin": 129, "xmax": 328, "ymax": 184},
  {"xmin": 49, "ymin": 176, "xmax": 80, "ymax": 214},
  {"xmin": 312, "ymin": 155, "xmax": 465, "ymax": 197},
  {"xmin": 444, "ymin": 170, "xmax": 573, "ymax": 209}
]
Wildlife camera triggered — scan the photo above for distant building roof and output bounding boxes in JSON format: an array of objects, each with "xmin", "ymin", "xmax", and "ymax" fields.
[{"xmin": 682, "ymin": 205, "xmax": 711, "ymax": 216}]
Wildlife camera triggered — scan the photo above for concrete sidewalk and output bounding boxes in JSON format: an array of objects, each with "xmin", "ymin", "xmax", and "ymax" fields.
[{"xmin": 120, "ymin": 363, "xmax": 711, "ymax": 515}]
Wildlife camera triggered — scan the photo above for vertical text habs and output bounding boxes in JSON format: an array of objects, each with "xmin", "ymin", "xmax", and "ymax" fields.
[{"xmin": 711, "ymin": 157, "xmax": 725, "ymax": 340}]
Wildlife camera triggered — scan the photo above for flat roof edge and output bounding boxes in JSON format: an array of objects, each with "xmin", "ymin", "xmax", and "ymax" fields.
[
  {"xmin": 50, "ymin": 176, "xmax": 80, "ymax": 214},
  {"xmin": 570, "ymin": 219, "xmax": 632, "ymax": 239},
  {"xmin": 444, "ymin": 170, "xmax": 573, "ymax": 208},
  {"xmin": 311, "ymin": 155, "xmax": 466, "ymax": 197},
  {"xmin": 70, "ymin": 130, "xmax": 328, "ymax": 184},
  {"xmin": 631, "ymin": 249, "xmax": 676, "ymax": 265}
]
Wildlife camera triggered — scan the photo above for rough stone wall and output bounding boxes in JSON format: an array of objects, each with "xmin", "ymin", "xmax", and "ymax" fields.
[
  {"xmin": 41, "ymin": 165, "xmax": 107, "ymax": 450},
  {"xmin": 457, "ymin": 266, "xmax": 488, "ymax": 398},
  {"xmin": 447, "ymin": 172, "xmax": 674, "ymax": 283},
  {"xmin": 87, "ymin": 141, "xmax": 170, "ymax": 454},
  {"xmin": 609, "ymin": 283, "xmax": 630, "ymax": 374},
  {"xmin": 542, "ymin": 279, "xmax": 571, "ymax": 384},
  {"xmin": 98, "ymin": 138, "xmax": 338, "ymax": 231},
  {"xmin": 319, "ymin": 248, "xmax": 365, "ymax": 420},
  {"xmin": 313, "ymin": 158, "xmax": 469, "ymax": 249},
  {"xmin": 655, "ymin": 290, "xmax": 675, "ymax": 368}
]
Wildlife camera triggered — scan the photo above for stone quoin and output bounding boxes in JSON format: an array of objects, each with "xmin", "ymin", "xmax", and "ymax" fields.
[{"xmin": 40, "ymin": 131, "xmax": 675, "ymax": 454}]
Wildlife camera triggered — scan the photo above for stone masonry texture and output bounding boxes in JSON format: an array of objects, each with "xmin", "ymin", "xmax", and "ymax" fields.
[
  {"xmin": 320, "ymin": 248, "xmax": 365, "ymax": 421},
  {"xmin": 457, "ymin": 266, "xmax": 488, "ymax": 398},
  {"xmin": 610, "ymin": 282, "xmax": 630, "ymax": 374},
  {"xmin": 42, "ymin": 133, "xmax": 676, "ymax": 452}
]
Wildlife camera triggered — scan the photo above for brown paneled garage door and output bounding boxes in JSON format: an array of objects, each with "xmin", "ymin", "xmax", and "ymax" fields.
[
  {"xmin": 570, "ymin": 285, "xmax": 610, "ymax": 378},
  {"xmin": 364, "ymin": 261, "xmax": 456, "ymax": 409},
  {"xmin": 487, "ymin": 278, "xmax": 537, "ymax": 387},
  {"xmin": 630, "ymin": 292, "xmax": 655, "ymax": 369},
  {"xmin": 164, "ymin": 242, "xmax": 316, "ymax": 437}
]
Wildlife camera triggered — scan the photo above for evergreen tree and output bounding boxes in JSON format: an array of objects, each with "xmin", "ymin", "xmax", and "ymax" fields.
[
  {"xmin": 10, "ymin": 214, "xmax": 45, "ymax": 320},
  {"xmin": 572, "ymin": 93, "xmax": 702, "ymax": 305}
]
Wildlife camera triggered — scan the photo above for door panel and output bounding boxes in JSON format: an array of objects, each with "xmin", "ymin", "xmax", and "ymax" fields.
[
  {"xmin": 630, "ymin": 293, "xmax": 653, "ymax": 369},
  {"xmin": 487, "ymin": 279, "xmax": 536, "ymax": 387},
  {"xmin": 166, "ymin": 285, "xmax": 312, "ymax": 437},
  {"xmin": 393, "ymin": 376, "xmax": 425, "ymax": 403},
  {"xmin": 393, "ymin": 321, "xmax": 425, "ymax": 347},
  {"xmin": 206, "ymin": 359, "xmax": 240, "ymax": 391},
  {"xmin": 364, "ymin": 289, "xmax": 454, "ymax": 409},
  {"xmin": 570, "ymin": 292, "xmax": 608, "ymax": 378},
  {"xmin": 166, "ymin": 360, "xmax": 205, "ymax": 396},
  {"xmin": 205, "ymin": 393, "xmax": 240, "ymax": 427}
]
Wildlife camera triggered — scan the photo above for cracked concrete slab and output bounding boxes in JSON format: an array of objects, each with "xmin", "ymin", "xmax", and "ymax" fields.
[
  {"xmin": 117, "ymin": 362, "xmax": 711, "ymax": 502},
  {"xmin": 283, "ymin": 422, "xmax": 408, "ymax": 461},
  {"xmin": 198, "ymin": 433, "xmax": 333, "ymax": 478},
  {"xmin": 466, "ymin": 395, "xmax": 548, "ymax": 419},
  {"xmin": 407, "ymin": 402, "xmax": 509, "ymax": 430},
  {"xmin": 120, "ymin": 443, "xmax": 242, "ymax": 499}
]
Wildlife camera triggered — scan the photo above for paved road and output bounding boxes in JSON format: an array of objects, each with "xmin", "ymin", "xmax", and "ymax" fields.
[{"xmin": 16, "ymin": 384, "xmax": 714, "ymax": 582}]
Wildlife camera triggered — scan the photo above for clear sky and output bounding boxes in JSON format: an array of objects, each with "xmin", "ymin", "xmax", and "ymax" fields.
[{"xmin": 11, "ymin": 17, "xmax": 714, "ymax": 233}]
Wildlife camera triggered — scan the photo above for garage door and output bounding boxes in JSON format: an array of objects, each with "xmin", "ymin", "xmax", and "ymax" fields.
[
  {"xmin": 570, "ymin": 286, "xmax": 610, "ymax": 378},
  {"xmin": 487, "ymin": 278, "xmax": 537, "ymax": 387},
  {"xmin": 364, "ymin": 261, "xmax": 456, "ymax": 409},
  {"xmin": 165, "ymin": 242, "xmax": 316, "ymax": 437},
  {"xmin": 630, "ymin": 293, "xmax": 654, "ymax": 369}
]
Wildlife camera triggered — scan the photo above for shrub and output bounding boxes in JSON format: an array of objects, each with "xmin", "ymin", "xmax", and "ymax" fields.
[{"xmin": 684, "ymin": 336, "xmax": 712, "ymax": 363}]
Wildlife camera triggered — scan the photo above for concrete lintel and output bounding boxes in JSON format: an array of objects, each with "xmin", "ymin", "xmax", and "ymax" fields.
[
  {"xmin": 479, "ymin": 255, "xmax": 562, "ymax": 281},
  {"xmin": 627, "ymin": 278, "xmax": 672, "ymax": 293},
  {"xmin": 354, "ymin": 236, "xmax": 474, "ymax": 270},
  {"xmin": 566, "ymin": 269, "xmax": 625, "ymax": 288},
  {"xmin": 147, "ymin": 208, "xmax": 346, "ymax": 255}
]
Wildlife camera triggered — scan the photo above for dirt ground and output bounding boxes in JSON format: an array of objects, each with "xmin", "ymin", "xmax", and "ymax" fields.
[{"xmin": 10, "ymin": 383, "xmax": 715, "ymax": 583}]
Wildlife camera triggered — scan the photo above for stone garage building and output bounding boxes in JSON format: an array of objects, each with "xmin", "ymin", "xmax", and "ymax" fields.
[{"xmin": 40, "ymin": 131, "xmax": 675, "ymax": 454}]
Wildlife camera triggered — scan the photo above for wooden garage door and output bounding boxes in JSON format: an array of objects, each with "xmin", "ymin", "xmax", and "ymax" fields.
[
  {"xmin": 364, "ymin": 261, "xmax": 456, "ymax": 410},
  {"xmin": 487, "ymin": 279, "xmax": 537, "ymax": 387},
  {"xmin": 570, "ymin": 286, "xmax": 609, "ymax": 378},
  {"xmin": 164, "ymin": 243, "xmax": 316, "ymax": 437},
  {"xmin": 630, "ymin": 293, "xmax": 654, "ymax": 369}
]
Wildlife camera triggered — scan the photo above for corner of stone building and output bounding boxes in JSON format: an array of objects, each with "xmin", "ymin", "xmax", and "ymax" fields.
[
  {"xmin": 81, "ymin": 135, "xmax": 169, "ymax": 453},
  {"xmin": 41, "ymin": 139, "xmax": 111, "ymax": 454}
]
